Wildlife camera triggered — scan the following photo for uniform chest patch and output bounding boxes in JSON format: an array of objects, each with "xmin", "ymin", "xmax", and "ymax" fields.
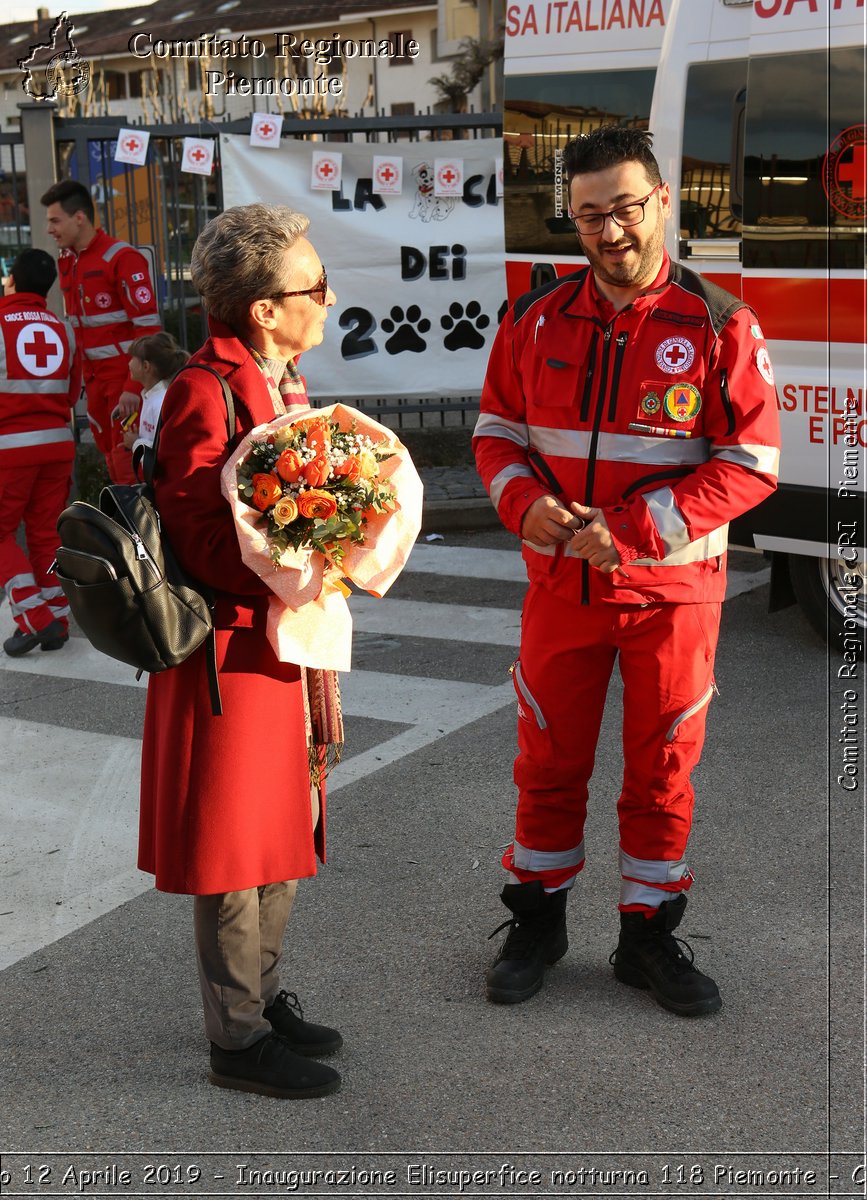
[
  {"xmin": 756, "ymin": 346, "xmax": 775, "ymax": 386},
  {"xmin": 655, "ymin": 336, "xmax": 695, "ymax": 374},
  {"xmin": 95, "ymin": 292, "xmax": 112, "ymax": 309},
  {"xmin": 640, "ymin": 391, "xmax": 661, "ymax": 415},
  {"xmin": 663, "ymin": 382, "xmax": 702, "ymax": 423}
]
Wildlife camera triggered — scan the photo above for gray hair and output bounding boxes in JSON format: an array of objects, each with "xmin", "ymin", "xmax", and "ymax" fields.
[{"xmin": 190, "ymin": 203, "xmax": 310, "ymax": 327}]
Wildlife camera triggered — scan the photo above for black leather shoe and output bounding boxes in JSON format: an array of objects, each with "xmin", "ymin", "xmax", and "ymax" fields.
[
  {"xmin": 4, "ymin": 620, "xmax": 68, "ymax": 657},
  {"xmin": 610, "ymin": 895, "xmax": 722, "ymax": 1016},
  {"xmin": 263, "ymin": 990, "xmax": 343, "ymax": 1056},
  {"xmin": 209, "ymin": 1033, "xmax": 341, "ymax": 1098},
  {"xmin": 485, "ymin": 882, "xmax": 569, "ymax": 1004}
]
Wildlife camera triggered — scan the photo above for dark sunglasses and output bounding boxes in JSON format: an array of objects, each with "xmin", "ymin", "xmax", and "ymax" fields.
[{"xmin": 273, "ymin": 267, "xmax": 328, "ymax": 306}]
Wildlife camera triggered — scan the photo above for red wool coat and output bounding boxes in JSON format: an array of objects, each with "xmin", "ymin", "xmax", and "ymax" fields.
[{"xmin": 138, "ymin": 321, "xmax": 325, "ymax": 895}]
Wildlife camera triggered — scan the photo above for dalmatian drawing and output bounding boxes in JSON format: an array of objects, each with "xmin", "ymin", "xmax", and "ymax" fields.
[{"xmin": 409, "ymin": 162, "xmax": 457, "ymax": 223}]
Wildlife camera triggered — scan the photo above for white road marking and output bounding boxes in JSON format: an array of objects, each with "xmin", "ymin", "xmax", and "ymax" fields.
[
  {"xmin": 405, "ymin": 543, "xmax": 528, "ymax": 582},
  {"xmin": 351, "ymin": 595, "xmax": 522, "ymax": 645}
]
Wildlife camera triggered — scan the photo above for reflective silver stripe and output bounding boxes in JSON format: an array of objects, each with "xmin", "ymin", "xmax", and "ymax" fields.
[
  {"xmin": 513, "ymin": 661, "xmax": 546, "ymax": 729},
  {"xmin": 711, "ymin": 443, "xmax": 780, "ymax": 476},
  {"xmin": 41, "ymin": 586, "xmax": 66, "ymax": 601},
  {"xmin": 490, "ymin": 463, "xmax": 535, "ymax": 509},
  {"xmin": 620, "ymin": 880, "xmax": 676, "ymax": 907},
  {"xmin": 13, "ymin": 592, "xmax": 44, "ymax": 612},
  {"xmin": 0, "ymin": 428, "xmax": 73, "ymax": 449},
  {"xmin": 118, "ymin": 339, "xmax": 135, "ymax": 353},
  {"xmin": 513, "ymin": 839, "xmax": 585, "ymax": 872},
  {"xmin": 522, "ymin": 539, "xmax": 556, "ymax": 556},
  {"xmin": 620, "ymin": 850, "xmax": 692, "ymax": 885},
  {"xmin": 5, "ymin": 572, "xmax": 36, "ymax": 600},
  {"xmin": 87, "ymin": 412, "xmax": 104, "ymax": 433},
  {"xmin": 68, "ymin": 315, "xmax": 81, "ymax": 328},
  {"xmin": 627, "ymin": 525, "xmax": 729, "ymax": 567},
  {"xmin": 529, "ymin": 426, "xmax": 710, "ymax": 465},
  {"xmin": 0, "ymin": 379, "xmax": 73, "ymax": 395},
  {"xmin": 84, "ymin": 345, "xmax": 122, "ymax": 360},
  {"xmin": 79, "ymin": 309, "xmax": 127, "ymax": 326},
  {"xmin": 507, "ymin": 871, "xmax": 578, "ymax": 891},
  {"xmin": 642, "ymin": 486, "xmax": 691, "ymax": 554},
  {"xmin": 474, "ymin": 411, "xmax": 529, "ymax": 447},
  {"xmin": 101, "ymin": 240, "xmax": 133, "ymax": 262},
  {"xmin": 666, "ymin": 684, "xmax": 715, "ymax": 741},
  {"xmin": 132, "ymin": 314, "xmax": 157, "ymax": 326}
]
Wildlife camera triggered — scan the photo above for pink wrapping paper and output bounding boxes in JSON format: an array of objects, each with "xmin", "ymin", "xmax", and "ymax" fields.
[{"xmin": 220, "ymin": 403, "xmax": 423, "ymax": 670}]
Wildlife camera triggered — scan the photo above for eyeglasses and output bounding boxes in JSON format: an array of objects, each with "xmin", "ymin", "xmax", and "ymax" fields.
[
  {"xmin": 273, "ymin": 267, "xmax": 328, "ymax": 306},
  {"xmin": 571, "ymin": 184, "xmax": 663, "ymax": 236}
]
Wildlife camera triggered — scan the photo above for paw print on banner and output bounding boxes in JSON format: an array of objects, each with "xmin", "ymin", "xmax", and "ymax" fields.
[
  {"xmin": 380, "ymin": 305, "xmax": 431, "ymax": 354},
  {"xmin": 441, "ymin": 301, "xmax": 491, "ymax": 351}
]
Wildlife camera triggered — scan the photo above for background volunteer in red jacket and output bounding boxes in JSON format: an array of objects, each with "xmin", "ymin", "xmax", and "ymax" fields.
[
  {"xmin": 474, "ymin": 127, "xmax": 781, "ymax": 1016},
  {"xmin": 0, "ymin": 249, "xmax": 80, "ymax": 657},
  {"xmin": 41, "ymin": 178, "xmax": 161, "ymax": 485},
  {"xmin": 138, "ymin": 204, "xmax": 342, "ymax": 1100}
]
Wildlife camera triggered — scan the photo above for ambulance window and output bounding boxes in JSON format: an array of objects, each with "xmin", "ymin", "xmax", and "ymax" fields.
[
  {"xmin": 504, "ymin": 69, "xmax": 655, "ymax": 256},
  {"xmin": 743, "ymin": 47, "xmax": 866, "ymax": 270},
  {"xmin": 680, "ymin": 61, "xmax": 747, "ymax": 241}
]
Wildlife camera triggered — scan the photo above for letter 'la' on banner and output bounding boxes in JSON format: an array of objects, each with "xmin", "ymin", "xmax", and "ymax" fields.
[
  {"xmin": 311, "ymin": 150, "xmax": 343, "ymax": 191},
  {"xmin": 181, "ymin": 138, "xmax": 214, "ymax": 176},
  {"xmin": 114, "ymin": 128, "xmax": 150, "ymax": 166},
  {"xmin": 250, "ymin": 112, "xmax": 283, "ymax": 148}
]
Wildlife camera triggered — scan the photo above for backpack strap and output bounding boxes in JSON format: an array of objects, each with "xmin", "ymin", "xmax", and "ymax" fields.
[{"xmin": 138, "ymin": 362, "xmax": 239, "ymax": 718}]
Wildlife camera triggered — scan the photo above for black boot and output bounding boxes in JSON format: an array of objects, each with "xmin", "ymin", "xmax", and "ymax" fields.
[
  {"xmin": 263, "ymin": 990, "xmax": 343, "ymax": 1056},
  {"xmin": 610, "ymin": 894, "xmax": 721, "ymax": 1017},
  {"xmin": 209, "ymin": 1033, "xmax": 341, "ymax": 1098},
  {"xmin": 485, "ymin": 881, "xmax": 568, "ymax": 1004}
]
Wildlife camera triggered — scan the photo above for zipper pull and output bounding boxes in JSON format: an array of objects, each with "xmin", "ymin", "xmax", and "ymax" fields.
[
  {"xmin": 133, "ymin": 535, "xmax": 148, "ymax": 561},
  {"xmin": 712, "ymin": 679, "xmax": 721, "ymax": 698},
  {"xmin": 617, "ymin": 331, "xmax": 628, "ymax": 347},
  {"xmin": 603, "ymin": 327, "xmax": 612, "ymax": 342}
]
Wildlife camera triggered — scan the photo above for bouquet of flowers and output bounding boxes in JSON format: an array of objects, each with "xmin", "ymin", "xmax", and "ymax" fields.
[
  {"xmin": 237, "ymin": 413, "xmax": 398, "ymax": 569},
  {"xmin": 221, "ymin": 403, "xmax": 423, "ymax": 671}
]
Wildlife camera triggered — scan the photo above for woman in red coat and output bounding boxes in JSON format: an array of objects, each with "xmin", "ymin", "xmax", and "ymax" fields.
[{"xmin": 138, "ymin": 204, "xmax": 342, "ymax": 1098}]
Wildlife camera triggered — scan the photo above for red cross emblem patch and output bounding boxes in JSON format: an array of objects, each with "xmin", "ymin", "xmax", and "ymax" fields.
[{"xmin": 655, "ymin": 337, "xmax": 695, "ymax": 375}]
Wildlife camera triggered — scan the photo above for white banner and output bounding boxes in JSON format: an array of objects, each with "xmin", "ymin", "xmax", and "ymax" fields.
[{"xmin": 220, "ymin": 136, "xmax": 506, "ymax": 399}]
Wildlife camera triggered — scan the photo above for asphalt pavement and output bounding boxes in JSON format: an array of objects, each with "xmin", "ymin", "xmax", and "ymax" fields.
[{"xmin": 0, "ymin": 479, "xmax": 864, "ymax": 1197}]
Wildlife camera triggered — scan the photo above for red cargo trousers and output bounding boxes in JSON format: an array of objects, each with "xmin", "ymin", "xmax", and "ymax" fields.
[{"xmin": 507, "ymin": 583, "xmax": 721, "ymax": 912}]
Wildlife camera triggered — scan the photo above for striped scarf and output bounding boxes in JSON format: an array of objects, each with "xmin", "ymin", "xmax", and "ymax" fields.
[{"xmin": 247, "ymin": 344, "xmax": 344, "ymax": 783}]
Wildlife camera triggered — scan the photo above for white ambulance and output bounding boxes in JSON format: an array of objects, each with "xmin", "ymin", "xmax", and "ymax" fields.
[{"xmin": 503, "ymin": 0, "xmax": 866, "ymax": 647}]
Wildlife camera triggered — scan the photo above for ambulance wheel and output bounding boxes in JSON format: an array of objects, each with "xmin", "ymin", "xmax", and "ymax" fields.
[{"xmin": 789, "ymin": 553, "xmax": 866, "ymax": 657}]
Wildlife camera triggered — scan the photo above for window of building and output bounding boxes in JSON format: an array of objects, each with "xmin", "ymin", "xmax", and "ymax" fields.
[
  {"xmin": 391, "ymin": 102, "xmax": 415, "ymax": 116},
  {"xmin": 101, "ymin": 70, "xmax": 128, "ymax": 100},
  {"xmin": 743, "ymin": 46, "xmax": 865, "ymax": 270},
  {"xmin": 388, "ymin": 30, "xmax": 414, "ymax": 66}
]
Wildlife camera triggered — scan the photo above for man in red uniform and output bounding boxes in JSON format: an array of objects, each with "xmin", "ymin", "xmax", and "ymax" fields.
[
  {"xmin": 0, "ymin": 249, "xmax": 81, "ymax": 655},
  {"xmin": 41, "ymin": 179, "xmax": 161, "ymax": 484},
  {"xmin": 474, "ymin": 127, "xmax": 781, "ymax": 1015}
]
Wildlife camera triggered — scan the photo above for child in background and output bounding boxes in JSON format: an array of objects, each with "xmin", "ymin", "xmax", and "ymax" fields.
[{"xmin": 122, "ymin": 332, "xmax": 189, "ymax": 454}]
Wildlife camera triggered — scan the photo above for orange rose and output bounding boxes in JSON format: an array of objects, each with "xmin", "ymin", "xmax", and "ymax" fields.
[
  {"xmin": 301, "ymin": 453, "xmax": 330, "ymax": 487},
  {"xmin": 297, "ymin": 489, "xmax": 338, "ymax": 520},
  {"xmin": 334, "ymin": 455, "xmax": 362, "ymax": 483},
  {"xmin": 251, "ymin": 472, "xmax": 283, "ymax": 511},
  {"xmin": 276, "ymin": 447, "xmax": 304, "ymax": 483},
  {"xmin": 272, "ymin": 496, "xmax": 299, "ymax": 527},
  {"xmin": 296, "ymin": 417, "xmax": 331, "ymax": 451}
]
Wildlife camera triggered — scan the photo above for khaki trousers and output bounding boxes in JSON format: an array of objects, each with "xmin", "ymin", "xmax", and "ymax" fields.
[{"xmin": 193, "ymin": 788, "xmax": 320, "ymax": 1050}]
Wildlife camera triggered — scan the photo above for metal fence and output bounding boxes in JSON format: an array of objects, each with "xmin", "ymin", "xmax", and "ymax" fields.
[{"xmin": 47, "ymin": 109, "xmax": 501, "ymax": 426}]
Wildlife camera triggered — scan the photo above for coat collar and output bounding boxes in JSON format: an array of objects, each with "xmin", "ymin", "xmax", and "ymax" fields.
[{"xmin": 558, "ymin": 250, "xmax": 673, "ymax": 319}]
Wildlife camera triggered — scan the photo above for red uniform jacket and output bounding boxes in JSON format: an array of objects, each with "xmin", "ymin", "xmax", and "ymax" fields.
[
  {"xmin": 138, "ymin": 321, "xmax": 323, "ymax": 895},
  {"xmin": 58, "ymin": 229, "xmax": 161, "ymax": 394},
  {"xmin": 0, "ymin": 292, "xmax": 80, "ymax": 467},
  {"xmin": 474, "ymin": 255, "xmax": 781, "ymax": 606}
]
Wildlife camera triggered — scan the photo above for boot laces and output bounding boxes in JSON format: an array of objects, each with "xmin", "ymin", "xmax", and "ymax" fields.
[
  {"xmin": 272, "ymin": 989, "xmax": 304, "ymax": 1019},
  {"xmin": 610, "ymin": 931, "xmax": 698, "ymax": 975},
  {"xmin": 488, "ymin": 915, "xmax": 548, "ymax": 959}
]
